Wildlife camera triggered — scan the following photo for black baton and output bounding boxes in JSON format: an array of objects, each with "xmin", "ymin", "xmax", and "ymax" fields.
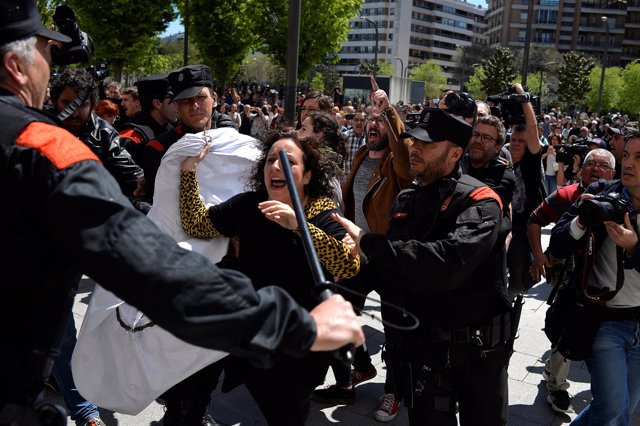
[{"xmin": 278, "ymin": 149, "xmax": 355, "ymax": 365}]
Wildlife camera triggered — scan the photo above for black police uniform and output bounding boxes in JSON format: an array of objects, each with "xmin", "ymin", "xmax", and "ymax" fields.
[
  {"xmin": 361, "ymin": 170, "xmax": 511, "ymax": 425},
  {"xmin": 0, "ymin": 90, "xmax": 318, "ymax": 412}
]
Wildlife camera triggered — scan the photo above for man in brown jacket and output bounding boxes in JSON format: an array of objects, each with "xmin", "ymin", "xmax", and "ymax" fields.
[
  {"xmin": 313, "ymin": 78, "xmax": 412, "ymax": 422},
  {"xmin": 342, "ymin": 78, "xmax": 413, "ymax": 234}
]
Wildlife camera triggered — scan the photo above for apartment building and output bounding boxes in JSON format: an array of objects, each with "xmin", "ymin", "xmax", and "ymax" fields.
[
  {"xmin": 485, "ymin": 0, "xmax": 640, "ymax": 67},
  {"xmin": 336, "ymin": 0, "xmax": 488, "ymax": 89}
]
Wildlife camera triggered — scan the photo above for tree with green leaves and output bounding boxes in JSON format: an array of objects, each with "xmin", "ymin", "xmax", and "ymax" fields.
[
  {"xmin": 585, "ymin": 66, "xmax": 622, "ymax": 113},
  {"xmin": 123, "ymin": 38, "xmax": 184, "ymax": 82},
  {"xmin": 480, "ymin": 47, "xmax": 518, "ymax": 95},
  {"xmin": 251, "ymin": 0, "xmax": 363, "ymax": 79},
  {"xmin": 464, "ymin": 66, "xmax": 487, "ymax": 100},
  {"xmin": 557, "ymin": 51, "xmax": 595, "ymax": 110},
  {"xmin": 452, "ymin": 43, "xmax": 492, "ymax": 90},
  {"xmin": 618, "ymin": 61, "xmax": 640, "ymax": 119},
  {"xmin": 408, "ymin": 60, "xmax": 447, "ymax": 99},
  {"xmin": 37, "ymin": 0, "xmax": 63, "ymax": 27},
  {"xmin": 65, "ymin": 0, "xmax": 175, "ymax": 81},
  {"xmin": 185, "ymin": 0, "xmax": 258, "ymax": 86}
]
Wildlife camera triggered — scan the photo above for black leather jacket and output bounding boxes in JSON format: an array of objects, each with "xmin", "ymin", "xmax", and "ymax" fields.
[{"xmin": 79, "ymin": 113, "xmax": 143, "ymax": 196}]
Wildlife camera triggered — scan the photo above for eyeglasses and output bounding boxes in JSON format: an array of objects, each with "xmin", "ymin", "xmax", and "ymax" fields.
[
  {"xmin": 366, "ymin": 116, "xmax": 385, "ymax": 126},
  {"xmin": 583, "ymin": 161, "xmax": 613, "ymax": 171},
  {"xmin": 471, "ymin": 131, "xmax": 497, "ymax": 143}
]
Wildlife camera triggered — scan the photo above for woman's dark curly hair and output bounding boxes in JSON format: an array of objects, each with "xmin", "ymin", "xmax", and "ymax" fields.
[
  {"xmin": 306, "ymin": 111, "xmax": 347, "ymax": 170},
  {"xmin": 248, "ymin": 128, "xmax": 340, "ymax": 200}
]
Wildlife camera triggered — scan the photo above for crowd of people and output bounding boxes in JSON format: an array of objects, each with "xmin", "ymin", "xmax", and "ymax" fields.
[{"xmin": 2, "ymin": 2, "xmax": 640, "ymax": 426}]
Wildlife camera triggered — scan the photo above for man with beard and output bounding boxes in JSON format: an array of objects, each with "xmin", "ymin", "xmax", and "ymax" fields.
[
  {"xmin": 50, "ymin": 68, "xmax": 144, "ymax": 198},
  {"xmin": 334, "ymin": 108, "xmax": 511, "ymax": 425},
  {"xmin": 461, "ymin": 114, "xmax": 515, "ymax": 216},
  {"xmin": 313, "ymin": 78, "xmax": 412, "ymax": 422}
]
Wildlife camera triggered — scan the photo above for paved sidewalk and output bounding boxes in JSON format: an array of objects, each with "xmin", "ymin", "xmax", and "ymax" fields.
[{"xmin": 50, "ymin": 229, "xmax": 640, "ymax": 425}]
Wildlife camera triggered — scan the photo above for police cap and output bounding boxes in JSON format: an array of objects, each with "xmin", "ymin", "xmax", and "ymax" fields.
[
  {"xmin": 400, "ymin": 108, "xmax": 473, "ymax": 149},
  {"xmin": 136, "ymin": 74, "xmax": 172, "ymax": 106},
  {"xmin": 168, "ymin": 64, "xmax": 213, "ymax": 102}
]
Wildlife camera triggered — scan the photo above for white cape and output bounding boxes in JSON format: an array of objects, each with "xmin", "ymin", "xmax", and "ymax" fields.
[{"xmin": 72, "ymin": 128, "xmax": 260, "ymax": 415}]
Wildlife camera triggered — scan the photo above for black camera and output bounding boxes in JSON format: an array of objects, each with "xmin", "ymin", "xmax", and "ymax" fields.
[
  {"xmin": 577, "ymin": 192, "xmax": 631, "ymax": 227},
  {"xmin": 487, "ymin": 87, "xmax": 537, "ymax": 127},
  {"xmin": 555, "ymin": 143, "xmax": 590, "ymax": 165},
  {"xmin": 51, "ymin": 5, "xmax": 92, "ymax": 65},
  {"xmin": 444, "ymin": 92, "xmax": 477, "ymax": 119},
  {"xmin": 87, "ymin": 62, "xmax": 110, "ymax": 82}
]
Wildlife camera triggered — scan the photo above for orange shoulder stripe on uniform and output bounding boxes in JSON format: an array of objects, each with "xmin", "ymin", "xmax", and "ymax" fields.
[
  {"xmin": 16, "ymin": 122, "xmax": 100, "ymax": 170},
  {"xmin": 146, "ymin": 139, "xmax": 164, "ymax": 153},
  {"xmin": 119, "ymin": 128, "xmax": 144, "ymax": 144},
  {"xmin": 469, "ymin": 186, "xmax": 503, "ymax": 212}
]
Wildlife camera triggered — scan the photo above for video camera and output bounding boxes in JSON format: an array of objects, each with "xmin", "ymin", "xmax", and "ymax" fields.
[
  {"xmin": 487, "ymin": 87, "xmax": 538, "ymax": 127},
  {"xmin": 50, "ymin": 5, "xmax": 109, "ymax": 83},
  {"xmin": 554, "ymin": 143, "xmax": 589, "ymax": 166},
  {"xmin": 577, "ymin": 192, "xmax": 631, "ymax": 227},
  {"xmin": 51, "ymin": 5, "xmax": 91, "ymax": 66},
  {"xmin": 443, "ymin": 92, "xmax": 477, "ymax": 119}
]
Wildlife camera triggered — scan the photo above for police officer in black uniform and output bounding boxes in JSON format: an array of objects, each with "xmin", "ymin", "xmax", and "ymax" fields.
[
  {"xmin": 142, "ymin": 65, "xmax": 234, "ymax": 199},
  {"xmin": 118, "ymin": 74, "xmax": 178, "ymax": 165},
  {"xmin": 0, "ymin": 2, "xmax": 364, "ymax": 423},
  {"xmin": 334, "ymin": 109, "xmax": 512, "ymax": 425}
]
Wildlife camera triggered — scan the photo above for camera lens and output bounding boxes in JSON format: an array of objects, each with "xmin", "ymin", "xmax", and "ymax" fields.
[{"xmin": 444, "ymin": 93, "xmax": 459, "ymax": 108}]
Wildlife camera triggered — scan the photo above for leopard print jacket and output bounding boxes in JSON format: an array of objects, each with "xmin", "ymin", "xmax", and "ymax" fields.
[{"xmin": 180, "ymin": 171, "xmax": 359, "ymax": 280}]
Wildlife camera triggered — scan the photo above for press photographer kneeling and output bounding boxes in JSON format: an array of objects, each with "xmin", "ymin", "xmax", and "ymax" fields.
[{"xmin": 549, "ymin": 129, "xmax": 640, "ymax": 426}]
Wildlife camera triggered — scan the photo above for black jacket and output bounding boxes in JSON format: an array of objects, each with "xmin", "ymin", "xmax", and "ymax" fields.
[
  {"xmin": 119, "ymin": 111, "xmax": 173, "ymax": 164},
  {"xmin": 0, "ymin": 93, "xmax": 316, "ymax": 404},
  {"xmin": 361, "ymin": 172, "xmax": 510, "ymax": 329},
  {"xmin": 79, "ymin": 113, "xmax": 143, "ymax": 196}
]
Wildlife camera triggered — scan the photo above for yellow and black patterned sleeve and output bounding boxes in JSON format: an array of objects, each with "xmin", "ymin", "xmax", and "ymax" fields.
[
  {"xmin": 179, "ymin": 171, "xmax": 222, "ymax": 239},
  {"xmin": 302, "ymin": 198, "xmax": 360, "ymax": 280},
  {"xmin": 307, "ymin": 223, "xmax": 360, "ymax": 280}
]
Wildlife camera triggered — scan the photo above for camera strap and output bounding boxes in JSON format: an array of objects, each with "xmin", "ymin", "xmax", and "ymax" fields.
[{"xmin": 57, "ymin": 89, "xmax": 89, "ymax": 122}]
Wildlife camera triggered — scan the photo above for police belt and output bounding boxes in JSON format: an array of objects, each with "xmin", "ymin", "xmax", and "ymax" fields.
[{"xmin": 424, "ymin": 311, "xmax": 511, "ymax": 348}]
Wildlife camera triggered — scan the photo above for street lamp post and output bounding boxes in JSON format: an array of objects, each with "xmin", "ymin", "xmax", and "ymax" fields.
[
  {"xmin": 360, "ymin": 16, "xmax": 379, "ymax": 77},
  {"xmin": 404, "ymin": 64, "xmax": 417, "ymax": 79},
  {"xmin": 395, "ymin": 57, "xmax": 405, "ymax": 103},
  {"xmin": 538, "ymin": 61, "xmax": 557, "ymax": 113},
  {"xmin": 394, "ymin": 57, "xmax": 404, "ymax": 79},
  {"xmin": 597, "ymin": 16, "xmax": 610, "ymax": 115}
]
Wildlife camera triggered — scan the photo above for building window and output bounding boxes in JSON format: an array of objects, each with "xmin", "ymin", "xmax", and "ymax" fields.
[{"xmin": 538, "ymin": 10, "xmax": 557, "ymax": 24}]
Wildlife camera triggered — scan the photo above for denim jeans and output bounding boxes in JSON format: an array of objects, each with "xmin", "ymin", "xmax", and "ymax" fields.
[
  {"xmin": 571, "ymin": 320, "xmax": 640, "ymax": 426},
  {"xmin": 52, "ymin": 316, "xmax": 100, "ymax": 424},
  {"xmin": 544, "ymin": 174, "xmax": 557, "ymax": 196}
]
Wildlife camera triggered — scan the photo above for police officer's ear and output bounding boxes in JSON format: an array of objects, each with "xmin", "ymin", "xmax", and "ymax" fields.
[
  {"xmin": 1, "ymin": 50, "xmax": 29, "ymax": 87},
  {"xmin": 450, "ymin": 145, "xmax": 464, "ymax": 163}
]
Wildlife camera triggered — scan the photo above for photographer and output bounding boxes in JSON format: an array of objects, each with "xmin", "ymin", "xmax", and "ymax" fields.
[
  {"xmin": 549, "ymin": 129, "xmax": 640, "ymax": 426},
  {"xmin": 504, "ymin": 84, "xmax": 543, "ymax": 297},
  {"xmin": 50, "ymin": 68, "xmax": 145, "ymax": 198},
  {"xmin": 528, "ymin": 149, "xmax": 615, "ymax": 414},
  {"xmin": 555, "ymin": 141, "xmax": 590, "ymax": 187}
]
